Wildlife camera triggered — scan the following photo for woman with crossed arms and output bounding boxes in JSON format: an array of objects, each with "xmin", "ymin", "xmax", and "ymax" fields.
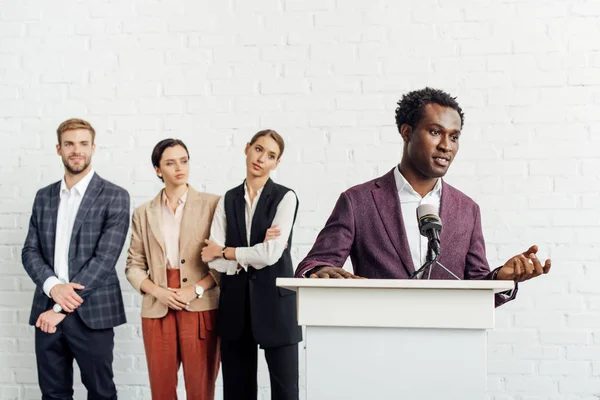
[{"xmin": 202, "ymin": 129, "xmax": 301, "ymax": 400}]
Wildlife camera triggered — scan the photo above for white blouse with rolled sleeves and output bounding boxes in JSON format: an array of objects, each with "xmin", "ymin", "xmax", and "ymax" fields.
[{"xmin": 208, "ymin": 184, "xmax": 297, "ymax": 275}]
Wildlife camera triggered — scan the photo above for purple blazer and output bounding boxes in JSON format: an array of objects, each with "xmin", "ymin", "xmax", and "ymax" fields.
[{"xmin": 295, "ymin": 168, "xmax": 516, "ymax": 307}]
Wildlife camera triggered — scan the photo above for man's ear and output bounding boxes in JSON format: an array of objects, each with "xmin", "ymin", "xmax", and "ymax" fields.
[{"xmin": 399, "ymin": 124, "xmax": 412, "ymax": 143}]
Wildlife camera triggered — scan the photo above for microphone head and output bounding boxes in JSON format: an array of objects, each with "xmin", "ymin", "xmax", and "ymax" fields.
[{"xmin": 416, "ymin": 204, "xmax": 442, "ymax": 236}]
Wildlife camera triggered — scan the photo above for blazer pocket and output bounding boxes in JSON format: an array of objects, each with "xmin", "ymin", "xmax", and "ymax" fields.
[
  {"xmin": 199, "ymin": 310, "xmax": 217, "ymax": 340},
  {"xmin": 278, "ymin": 287, "xmax": 296, "ymax": 297},
  {"xmin": 142, "ymin": 293, "xmax": 156, "ymax": 308}
]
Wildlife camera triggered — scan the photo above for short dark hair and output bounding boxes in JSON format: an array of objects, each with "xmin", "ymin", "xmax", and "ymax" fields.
[
  {"xmin": 249, "ymin": 129, "xmax": 285, "ymax": 159},
  {"xmin": 151, "ymin": 139, "xmax": 189, "ymax": 181},
  {"xmin": 395, "ymin": 87, "xmax": 465, "ymax": 132}
]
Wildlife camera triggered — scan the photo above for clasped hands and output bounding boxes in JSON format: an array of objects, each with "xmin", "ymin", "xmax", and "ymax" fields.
[
  {"xmin": 152, "ymin": 285, "xmax": 197, "ymax": 311},
  {"xmin": 153, "ymin": 224, "xmax": 283, "ymax": 310},
  {"xmin": 37, "ymin": 282, "xmax": 85, "ymax": 334}
]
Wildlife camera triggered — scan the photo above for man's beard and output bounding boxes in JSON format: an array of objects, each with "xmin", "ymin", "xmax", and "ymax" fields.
[{"xmin": 62, "ymin": 155, "xmax": 90, "ymax": 175}]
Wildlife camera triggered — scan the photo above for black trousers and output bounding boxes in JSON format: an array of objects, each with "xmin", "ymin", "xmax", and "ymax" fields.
[
  {"xmin": 35, "ymin": 311, "xmax": 117, "ymax": 400},
  {"xmin": 221, "ymin": 299, "xmax": 299, "ymax": 400}
]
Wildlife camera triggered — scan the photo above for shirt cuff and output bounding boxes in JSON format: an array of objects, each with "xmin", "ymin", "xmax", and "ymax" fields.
[
  {"xmin": 43, "ymin": 277, "xmax": 63, "ymax": 298},
  {"xmin": 491, "ymin": 267, "xmax": 517, "ymax": 297},
  {"xmin": 497, "ymin": 289, "xmax": 514, "ymax": 299},
  {"xmin": 235, "ymin": 248, "xmax": 248, "ymax": 269},
  {"xmin": 302, "ymin": 266, "xmax": 325, "ymax": 277}
]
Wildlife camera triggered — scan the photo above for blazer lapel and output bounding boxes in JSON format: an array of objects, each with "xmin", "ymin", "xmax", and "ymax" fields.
[
  {"xmin": 48, "ymin": 182, "xmax": 61, "ymax": 266},
  {"xmin": 147, "ymin": 191, "xmax": 166, "ymax": 255},
  {"xmin": 233, "ymin": 183, "xmax": 248, "ymax": 247},
  {"xmin": 179, "ymin": 187, "xmax": 199, "ymax": 255},
  {"xmin": 68, "ymin": 174, "xmax": 102, "ymax": 280},
  {"xmin": 249, "ymin": 178, "xmax": 273, "ymax": 246},
  {"xmin": 372, "ymin": 168, "xmax": 415, "ymax": 275},
  {"xmin": 424, "ymin": 180, "xmax": 458, "ymax": 280},
  {"xmin": 70, "ymin": 174, "xmax": 103, "ymax": 243},
  {"xmin": 436, "ymin": 180, "xmax": 454, "ymax": 274}
]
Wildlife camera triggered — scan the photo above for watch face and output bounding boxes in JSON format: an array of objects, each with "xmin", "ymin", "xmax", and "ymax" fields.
[
  {"xmin": 53, "ymin": 304, "xmax": 62, "ymax": 313},
  {"xmin": 195, "ymin": 285, "xmax": 204, "ymax": 297}
]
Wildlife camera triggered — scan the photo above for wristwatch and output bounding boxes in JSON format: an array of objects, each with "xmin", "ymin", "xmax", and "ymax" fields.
[
  {"xmin": 195, "ymin": 284, "xmax": 204, "ymax": 299},
  {"xmin": 52, "ymin": 303, "xmax": 66, "ymax": 314}
]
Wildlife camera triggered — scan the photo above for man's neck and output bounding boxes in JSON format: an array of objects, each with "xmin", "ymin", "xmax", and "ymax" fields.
[
  {"xmin": 64, "ymin": 166, "xmax": 92, "ymax": 190},
  {"xmin": 398, "ymin": 163, "xmax": 438, "ymax": 198}
]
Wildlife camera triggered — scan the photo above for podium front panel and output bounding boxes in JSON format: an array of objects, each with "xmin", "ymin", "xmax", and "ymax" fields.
[{"xmin": 305, "ymin": 326, "xmax": 486, "ymax": 400}]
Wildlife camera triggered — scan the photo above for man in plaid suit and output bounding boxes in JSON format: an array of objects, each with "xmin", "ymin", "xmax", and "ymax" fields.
[{"xmin": 22, "ymin": 118, "xmax": 130, "ymax": 400}]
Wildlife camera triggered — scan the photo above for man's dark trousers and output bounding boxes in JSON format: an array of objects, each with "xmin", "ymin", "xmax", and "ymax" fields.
[{"xmin": 35, "ymin": 311, "xmax": 117, "ymax": 400}]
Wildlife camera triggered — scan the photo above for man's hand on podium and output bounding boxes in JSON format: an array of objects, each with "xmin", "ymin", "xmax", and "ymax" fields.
[
  {"xmin": 496, "ymin": 245, "xmax": 551, "ymax": 282},
  {"xmin": 308, "ymin": 266, "xmax": 364, "ymax": 279}
]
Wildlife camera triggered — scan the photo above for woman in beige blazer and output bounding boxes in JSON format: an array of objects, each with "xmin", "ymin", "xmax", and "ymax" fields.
[{"xmin": 126, "ymin": 139, "xmax": 220, "ymax": 400}]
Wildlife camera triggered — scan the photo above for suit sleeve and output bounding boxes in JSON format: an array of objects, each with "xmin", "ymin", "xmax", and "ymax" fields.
[
  {"xmin": 207, "ymin": 196, "xmax": 239, "ymax": 276},
  {"xmin": 295, "ymin": 191, "xmax": 355, "ymax": 277},
  {"xmin": 205, "ymin": 195, "xmax": 222, "ymax": 287},
  {"xmin": 464, "ymin": 204, "xmax": 517, "ymax": 307},
  {"xmin": 21, "ymin": 191, "xmax": 58, "ymax": 290},
  {"xmin": 70, "ymin": 189, "xmax": 131, "ymax": 298},
  {"xmin": 125, "ymin": 208, "xmax": 149, "ymax": 294}
]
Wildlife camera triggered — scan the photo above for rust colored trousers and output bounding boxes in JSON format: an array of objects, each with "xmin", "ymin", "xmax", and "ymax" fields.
[{"xmin": 142, "ymin": 269, "xmax": 220, "ymax": 400}]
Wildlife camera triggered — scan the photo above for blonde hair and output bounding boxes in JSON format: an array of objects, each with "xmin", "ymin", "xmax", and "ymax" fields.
[{"xmin": 56, "ymin": 118, "xmax": 96, "ymax": 144}]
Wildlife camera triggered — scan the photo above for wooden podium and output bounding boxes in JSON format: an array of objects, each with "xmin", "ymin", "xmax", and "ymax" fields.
[{"xmin": 277, "ymin": 278, "xmax": 514, "ymax": 400}]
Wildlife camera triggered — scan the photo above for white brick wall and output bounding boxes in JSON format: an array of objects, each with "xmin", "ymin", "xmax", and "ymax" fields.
[{"xmin": 1, "ymin": 0, "xmax": 599, "ymax": 399}]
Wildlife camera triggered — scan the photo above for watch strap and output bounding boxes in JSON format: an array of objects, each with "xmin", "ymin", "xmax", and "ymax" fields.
[{"xmin": 53, "ymin": 303, "xmax": 66, "ymax": 315}]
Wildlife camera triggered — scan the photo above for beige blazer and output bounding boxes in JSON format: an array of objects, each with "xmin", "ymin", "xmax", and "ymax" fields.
[{"xmin": 126, "ymin": 186, "xmax": 221, "ymax": 318}]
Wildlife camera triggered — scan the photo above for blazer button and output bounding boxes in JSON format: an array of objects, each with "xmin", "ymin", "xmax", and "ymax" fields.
[
  {"xmin": 182, "ymin": 278, "xmax": 188, "ymax": 283},
  {"xmin": 181, "ymin": 259, "xmax": 185, "ymax": 264}
]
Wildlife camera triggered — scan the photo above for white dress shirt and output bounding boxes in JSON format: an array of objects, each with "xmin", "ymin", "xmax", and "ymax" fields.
[
  {"xmin": 43, "ymin": 169, "xmax": 95, "ymax": 297},
  {"xmin": 393, "ymin": 167, "xmax": 442, "ymax": 274},
  {"xmin": 208, "ymin": 184, "xmax": 297, "ymax": 276},
  {"xmin": 161, "ymin": 189, "xmax": 187, "ymax": 269},
  {"xmin": 395, "ymin": 168, "xmax": 511, "ymax": 296}
]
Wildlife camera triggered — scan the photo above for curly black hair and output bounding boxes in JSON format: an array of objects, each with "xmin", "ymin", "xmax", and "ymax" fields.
[{"xmin": 395, "ymin": 87, "xmax": 465, "ymax": 132}]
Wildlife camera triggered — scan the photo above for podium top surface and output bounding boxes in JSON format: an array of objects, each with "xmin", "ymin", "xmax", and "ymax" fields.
[{"xmin": 277, "ymin": 277, "xmax": 514, "ymax": 293}]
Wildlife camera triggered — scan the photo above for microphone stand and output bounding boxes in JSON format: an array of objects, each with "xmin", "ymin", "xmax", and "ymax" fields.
[{"xmin": 408, "ymin": 245, "xmax": 461, "ymax": 280}]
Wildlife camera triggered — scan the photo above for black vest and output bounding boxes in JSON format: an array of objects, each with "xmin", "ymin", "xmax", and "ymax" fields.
[{"xmin": 217, "ymin": 179, "xmax": 302, "ymax": 348}]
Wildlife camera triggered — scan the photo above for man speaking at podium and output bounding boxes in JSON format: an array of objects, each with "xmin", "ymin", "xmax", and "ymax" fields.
[{"xmin": 295, "ymin": 88, "xmax": 551, "ymax": 306}]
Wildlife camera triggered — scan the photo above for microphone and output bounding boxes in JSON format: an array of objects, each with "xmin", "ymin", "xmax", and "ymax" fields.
[{"xmin": 416, "ymin": 204, "xmax": 442, "ymax": 262}]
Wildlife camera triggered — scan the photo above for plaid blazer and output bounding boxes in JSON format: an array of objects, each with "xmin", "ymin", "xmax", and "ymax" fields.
[{"xmin": 22, "ymin": 173, "xmax": 130, "ymax": 330}]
